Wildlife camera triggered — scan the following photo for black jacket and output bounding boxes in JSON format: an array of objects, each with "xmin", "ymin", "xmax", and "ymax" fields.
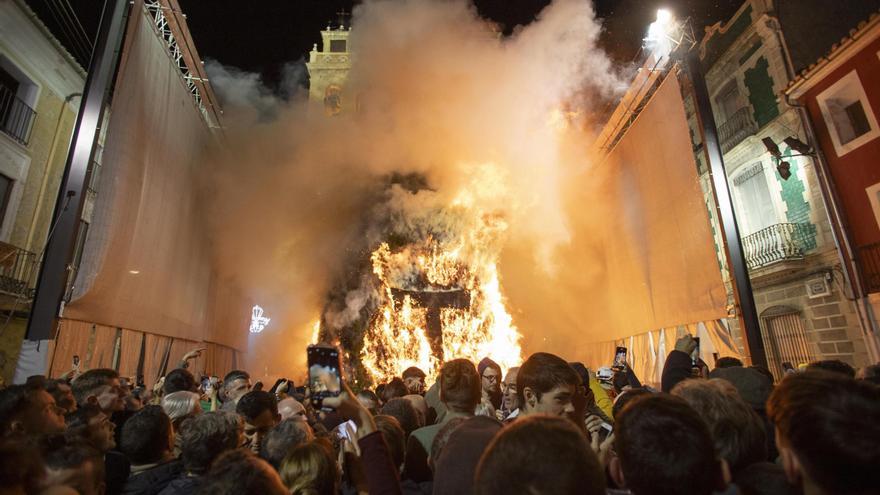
[
  {"xmin": 156, "ymin": 475, "xmax": 202, "ymax": 495},
  {"xmin": 661, "ymin": 350, "xmax": 694, "ymax": 393},
  {"xmin": 121, "ymin": 460, "xmax": 183, "ymax": 495}
]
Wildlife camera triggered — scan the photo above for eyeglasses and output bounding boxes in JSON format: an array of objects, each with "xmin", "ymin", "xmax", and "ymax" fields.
[{"xmin": 482, "ymin": 374, "xmax": 499, "ymax": 382}]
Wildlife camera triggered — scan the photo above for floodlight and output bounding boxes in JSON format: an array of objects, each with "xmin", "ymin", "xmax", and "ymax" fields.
[
  {"xmin": 783, "ymin": 136, "xmax": 812, "ymax": 155},
  {"xmin": 762, "ymin": 137, "xmax": 781, "ymax": 158},
  {"xmin": 777, "ymin": 161, "xmax": 792, "ymax": 180}
]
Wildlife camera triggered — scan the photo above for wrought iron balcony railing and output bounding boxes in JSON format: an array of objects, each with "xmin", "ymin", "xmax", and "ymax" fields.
[
  {"xmin": 0, "ymin": 241, "xmax": 38, "ymax": 298},
  {"xmin": 718, "ymin": 106, "xmax": 758, "ymax": 153},
  {"xmin": 857, "ymin": 242, "xmax": 880, "ymax": 294},
  {"xmin": 742, "ymin": 223, "xmax": 812, "ymax": 270},
  {"xmin": 0, "ymin": 85, "xmax": 37, "ymax": 145}
]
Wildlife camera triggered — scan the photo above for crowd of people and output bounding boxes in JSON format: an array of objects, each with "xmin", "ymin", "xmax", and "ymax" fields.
[{"xmin": 1, "ymin": 336, "xmax": 879, "ymax": 495}]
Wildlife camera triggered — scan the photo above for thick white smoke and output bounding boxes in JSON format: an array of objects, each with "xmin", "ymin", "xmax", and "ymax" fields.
[{"xmin": 203, "ymin": 0, "xmax": 625, "ymax": 381}]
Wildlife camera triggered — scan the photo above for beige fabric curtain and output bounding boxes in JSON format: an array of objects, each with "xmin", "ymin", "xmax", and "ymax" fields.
[
  {"xmin": 142, "ymin": 333, "xmax": 172, "ymax": 386},
  {"xmin": 118, "ymin": 329, "xmax": 143, "ymax": 380},
  {"xmin": 88, "ymin": 324, "xmax": 118, "ymax": 370},
  {"xmin": 63, "ymin": 1, "xmax": 245, "ymax": 351},
  {"xmin": 49, "ymin": 320, "xmax": 90, "ymax": 377}
]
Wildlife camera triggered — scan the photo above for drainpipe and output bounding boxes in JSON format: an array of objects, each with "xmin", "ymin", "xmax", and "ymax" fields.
[
  {"xmin": 766, "ymin": 15, "xmax": 880, "ymax": 362},
  {"xmin": 25, "ymin": 92, "xmax": 82, "ymax": 255}
]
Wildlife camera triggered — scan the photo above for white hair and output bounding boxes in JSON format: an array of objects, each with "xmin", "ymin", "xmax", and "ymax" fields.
[{"xmin": 162, "ymin": 391, "xmax": 201, "ymax": 422}]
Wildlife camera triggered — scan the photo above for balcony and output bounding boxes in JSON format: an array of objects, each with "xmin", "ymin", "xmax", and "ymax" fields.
[
  {"xmin": 718, "ymin": 107, "xmax": 758, "ymax": 154},
  {"xmin": 0, "ymin": 85, "xmax": 37, "ymax": 146},
  {"xmin": 742, "ymin": 223, "xmax": 813, "ymax": 270},
  {"xmin": 0, "ymin": 241, "xmax": 38, "ymax": 299},
  {"xmin": 857, "ymin": 242, "xmax": 880, "ymax": 294}
]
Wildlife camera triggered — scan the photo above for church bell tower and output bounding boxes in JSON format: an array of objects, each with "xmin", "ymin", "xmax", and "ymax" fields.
[{"xmin": 306, "ymin": 11, "xmax": 352, "ymax": 115}]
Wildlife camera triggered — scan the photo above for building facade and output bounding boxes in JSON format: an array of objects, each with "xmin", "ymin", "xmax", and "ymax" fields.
[
  {"xmin": 687, "ymin": 0, "xmax": 872, "ymax": 377},
  {"xmin": 784, "ymin": 11, "xmax": 880, "ymax": 358},
  {"xmin": 0, "ymin": 0, "xmax": 85, "ymax": 383},
  {"xmin": 306, "ymin": 20, "xmax": 352, "ymax": 115}
]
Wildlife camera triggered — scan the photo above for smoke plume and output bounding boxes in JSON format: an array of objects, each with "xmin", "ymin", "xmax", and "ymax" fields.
[{"xmin": 203, "ymin": 0, "xmax": 625, "ymax": 382}]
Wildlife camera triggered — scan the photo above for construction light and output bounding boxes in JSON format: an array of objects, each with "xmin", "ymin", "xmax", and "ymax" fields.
[
  {"xmin": 761, "ymin": 137, "xmax": 781, "ymax": 158},
  {"xmin": 783, "ymin": 136, "xmax": 812, "ymax": 155},
  {"xmin": 645, "ymin": 9, "xmax": 677, "ymax": 61}
]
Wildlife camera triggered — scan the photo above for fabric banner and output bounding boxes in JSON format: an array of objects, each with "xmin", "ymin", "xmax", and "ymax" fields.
[
  {"xmin": 117, "ymin": 329, "xmax": 143, "ymax": 380},
  {"xmin": 63, "ymin": 1, "xmax": 246, "ymax": 351}
]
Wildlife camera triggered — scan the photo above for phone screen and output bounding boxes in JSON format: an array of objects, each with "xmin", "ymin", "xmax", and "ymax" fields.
[
  {"xmin": 692, "ymin": 337, "xmax": 701, "ymax": 365},
  {"xmin": 613, "ymin": 346, "xmax": 627, "ymax": 369},
  {"xmin": 308, "ymin": 345, "xmax": 342, "ymax": 410}
]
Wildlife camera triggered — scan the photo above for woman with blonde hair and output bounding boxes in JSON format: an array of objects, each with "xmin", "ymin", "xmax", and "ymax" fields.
[{"xmin": 279, "ymin": 438, "xmax": 339, "ymax": 495}]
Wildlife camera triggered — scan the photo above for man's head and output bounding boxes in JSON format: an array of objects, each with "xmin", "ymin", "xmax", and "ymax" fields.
[
  {"xmin": 612, "ymin": 394, "xmax": 724, "ymax": 495},
  {"xmin": 119, "ymin": 405, "xmax": 174, "ymax": 465},
  {"xmin": 382, "ymin": 377, "xmax": 409, "ymax": 403},
  {"xmin": 162, "ymin": 390, "xmax": 202, "ymax": 426},
  {"xmin": 0, "ymin": 384, "xmax": 66, "ymax": 437},
  {"xmin": 237, "ymin": 390, "xmax": 280, "ymax": 434},
  {"xmin": 179, "ymin": 411, "xmax": 243, "ymax": 474},
  {"xmin": 380, "ymin": 397, "xmax": 421, "ymax": 438},
  {"xmin": 71, "ymin": 369, "xmax": 124, "ymax": 413},
  {"xmin": 164, "ymin": 368, "xmax": 198, "ymax": 395},
  {"xmin": 45, "ymin": 380, "xmax": 77, "ymax": 414},
  {"xmin": 715, "ymin": 357, "xmax": 743, "ymax": 369},
  {"xmin": 805, "ymin": 359, "xmax": 856, "ymax": 378},
  {"xmin": 402, "ymin": 367, "xmax": 427, "ymax": 395},
  {"xmin": 767, "ymin": 371, "xmax": 880, "ymax": 495},
  {"xmin": 672, "ymin": 378, "xmax": 766, "ymax": 473},
  {"xmin": 356, "ymin": 389, "xmax": 379, "ymax": 414},
  {"xmin": 374, "ymin": 415, "xmax": 406, "ymax": 471},
  {"xmin": 278, "ymin": 397, "xmax": 307, "ymax": 421},
  {"xmin": 517, "ymin": 352, "xmax": 578, "ymax": 417},
  {"xmin": 279, "ymin": 439, "xmax": 338, "ymax": 495},
  {"xmin": 65, "ymin": 404, "xmax": 116, "ymax": 452},
  {"xmin": 259, "ymin": 418, "xmax": 314, "ymax": 470},
  {"xmin": 478, "ymin": 358, "xmax": 502, "ymax": 394},
  {"xmin": 439, "ymin": 359, "xmax": 481, "ymax": 414},
  {"xmin": 43, "ymin": 443, "xmax": 105, "ymax": 495},
  {"xmin": 475, "ymin": 415, "xmax": 605, "ymax": 495},
  {"xmin": 201, "ymin": 449, "xmax": 288, "ymax": 495},
  {"xmin": 222, "ymin": 370, "xmax": 252, "ymax": 405},
  {"xmin": 404, "ymin": 394, "xmax": 428, "ymax": 427},
  {"xmin": 502, "ymin": 367, "xmax": 520, "ymax": 412}
]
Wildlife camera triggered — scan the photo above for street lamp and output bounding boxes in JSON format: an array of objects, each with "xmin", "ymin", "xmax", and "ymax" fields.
[{"xmin": 761, "ymin": 136, "xmax": 816, "ymax": 181}]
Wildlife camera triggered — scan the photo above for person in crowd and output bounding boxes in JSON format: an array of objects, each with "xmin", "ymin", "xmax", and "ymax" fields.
[
  {"xmin": 403, "ymin": 394, "xmax": 428, "ymax": 428},
  {"xmin": 661, "ymin": 335, "xmax": 700, "ymax": 392},
  {"xmin": 499, "ymin": 366, "xmax": 519, "ymax": 420},
  {"xmin": 474, "ymin": 415, "xmax": 606, "ymax": 495},
  {"xmin": 858, "ymin": 363, "xmax": 880, "ymax": 385},
  {"xmin": 477, "ymin": 357, "xmax": 502, "ymax": 412},
  {"xmin": 0, "ymin": 438, "xmax": 46, "ymax": 494},
  {"xmin": 610, "ymin": 394, "xmax": 728, "ymax": 495},
  {"xmin": 46, "ymin": 379, "xmax": 78, "ymax": 414},
  {"xmin": 611, "ymin": 386, "xmax": 651, "ymax": 420},
  {"xmin": 433, "ymin": 415, "xmax": 502, "ymax": 495},
  {"xmin": 72, "ymin": 369, "xmax": 126, "ymax": 415},
  {"xmin": 709, "ymin": 363, "xmax": 777, "ymax": 460},
  {"xmin": 162, "ymin": 391, "xmax": 202, "ymax": 433},
  {"xmin": 428, "ymin": 416, "xmax": 469, "ymax": 472},
  {"xmin": 43, "ymin": 443, "xmax": 106, "ymax": 495},
  {"xmin": 218, "ymin": 370, "xmax": 251, "ymax": 412},
  {"xmin": 767, "ymin": 370, "xmax": 880, "ymax": 495},
  {"xmin": 278, "ymin": 396, "xmax": 308, "ymax": 421},
  {"xmin": 163, "ymin": 369, "xmax": 198, "ymax": 396},
  {"xmin": 715, "ymin": 356, "xmax": 743, "ymax": 368},
  {"xmin": 402, "ymin": 367, "xmax": 427, "ymax": 395},
  {"xmin": 374, "ymin": 415, "xmax": 406, "ymax": 473},
  {"xmin": 382, "ymin": 377, "xmax": 409, "ymax": 403},
  {"xmin": 0, "ymin": 383, "xmax": 66, "ymax": 438},
  {"xmin": 259, "ymin": 418, "xmax": 314, "ymax": 470},
  {"xmin": 381, "ymin": 397, "xmax": 421, "ymax": 438},
  {"xmin": 570, "ymin": 362, "xmax": 614, "ymax": 422},
  {"xmin": 517, "ymin": 352, "xmax": 579, "ymax": 418},
  {"xmin": 805, "ymin": 359, "xmax": 856, "ymax": 378},
  {"xmin": 236, "ymin": 390, "xmax": 280, "ymax": 453},
  {"xmin": 159, "ymin": 411, "xmax": 243, "ymax": 495},
  {"xmin": 119, "ymin": 405, "xmax": 181, "ymax": 495},
  {"xmin": 405, "ymin": 358, "xmax": 480, "ymax": 482},
  {"xmin": 671, "ymin": 379, "xmax": 770, "ymax": 477},
  {"xmin": 197, "ymin": 449, "xmax": 288, "ymax": 495},
  {"xmin": 357, "ymin": 389, "xmax": 380, "ymax": 415},
  {"xmin": 279, "ymin": 438, "xmax": 339, "ymax": 495},
  {"xmin": 66, "ymin": 403, "xmax": 130, "ymax": 495}
]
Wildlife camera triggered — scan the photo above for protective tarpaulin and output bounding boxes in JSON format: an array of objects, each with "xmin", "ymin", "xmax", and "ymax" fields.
[
  {"xmin": 64, "ymin": 3, "xmax": 246, "ymax": 351},
  {"xmin": 504, "ymin": 74, "xmax": 727, "ymax": 360}
]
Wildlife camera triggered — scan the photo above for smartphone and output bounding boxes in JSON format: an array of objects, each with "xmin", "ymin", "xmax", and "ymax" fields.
[
  {"xmin": 613, "ymin": 346, "xmax": 627, "ymax": 369},
  {"xmin": 691, "ymin": 337, "xmax": 701, "ymax": 365},
  {"xmin": 72, "ymin": 355, "xmax": 80, "ymax": 370},
  {"xmin": 308, "ymin": 345, "xmax": 342, "ymax": 410},
  {"xmin": 598, "ymin": 421, "xmax": 613, "ymax": 442}
]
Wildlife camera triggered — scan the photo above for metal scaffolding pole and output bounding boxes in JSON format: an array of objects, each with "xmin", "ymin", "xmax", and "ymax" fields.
[
  {"xmin": 26, "ymin": 0, "xmax": 130, "ymax": 340},
  {"xmin": 686, "ymin": 51, "xmax": 768, "ymax": 368}
]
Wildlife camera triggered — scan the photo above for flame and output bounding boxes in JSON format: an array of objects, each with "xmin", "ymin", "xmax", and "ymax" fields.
[{"xmin": 358, "ymin": 174, "xmax": 523, "ymax": 384}]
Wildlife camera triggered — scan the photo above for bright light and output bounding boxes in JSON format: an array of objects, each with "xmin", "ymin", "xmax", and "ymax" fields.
[
  {"xmin": 249, "ymin": 305, "xmax": 271, "ymax": 333},
  {"xmin": 128, "ymin": 270, "xmax": 140, "ymax": 275},
  {"xmin": 645, "ymin": 8, "xmax": 677, "ymax": 62}
]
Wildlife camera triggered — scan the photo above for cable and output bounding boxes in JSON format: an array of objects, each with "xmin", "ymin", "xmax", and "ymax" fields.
[{"xmin": 44, "ymin": 0, "xmax": 91, "ymax": 63}]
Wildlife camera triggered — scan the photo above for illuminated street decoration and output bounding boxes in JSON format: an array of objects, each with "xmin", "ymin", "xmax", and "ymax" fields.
[{"xmin": 249, "ymin": 305, "xmax": 271, "ymax": 333}]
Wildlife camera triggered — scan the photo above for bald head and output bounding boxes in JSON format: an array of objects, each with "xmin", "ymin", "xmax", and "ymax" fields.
[{"xmin": 277, "ymin": 398, "xmax": 306, "ymax": 421}]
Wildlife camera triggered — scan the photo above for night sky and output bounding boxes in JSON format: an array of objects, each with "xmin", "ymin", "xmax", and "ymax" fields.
[{"xmin": 26, "ymin": 0, "xmax": 742, "ymax": 91}]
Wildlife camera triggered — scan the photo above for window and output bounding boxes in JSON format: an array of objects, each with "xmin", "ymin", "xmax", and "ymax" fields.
[
  {"xmin": 715, "ymin": 80, "xmax": 741, "ymax": 121},
  {"xmin": 867, "ymin": 182, "xmax": 880, "ymax": 230},
  {"xmin": 733, "ymin": 163, "xmax": 778, "ymax": 235},
  {"xmin": 760, "ymin": 306, "xmax": 816, "ymax": 381},
  {"xmin": 0, "ymin": 174, "xmax": 13, "ymax": 230},
  {"xmin": 329, "ymin": 39, "xmax": 347, "ymax": 53},
  {"xmin": 816, "ymin": 70, "xmax": 880, "ymax": 156}
]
